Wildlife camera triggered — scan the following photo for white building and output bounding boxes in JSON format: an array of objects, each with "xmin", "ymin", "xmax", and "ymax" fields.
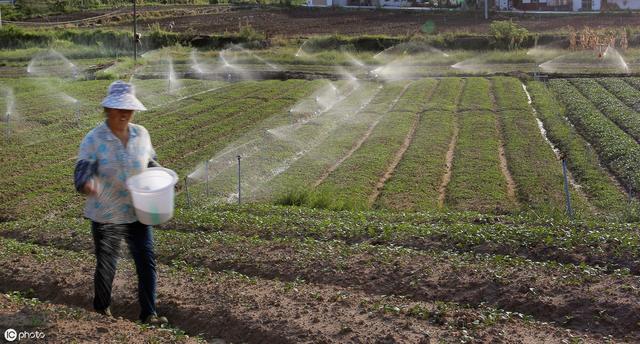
[
  {"xmin": 500, "ymin": 0, "xmax": 639, "ymax": 11},
  {"xmin": 308, "ymin": 0, "xmax": 639, "ymax": 11}
]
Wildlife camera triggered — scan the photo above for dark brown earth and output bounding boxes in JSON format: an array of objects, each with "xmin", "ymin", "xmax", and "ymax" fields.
[
  {"xmin": 0, "ymin": 236, "xmax": 605, "ymax": 344},
  {"xmin": 13, "ymin": 5, "xmax": 640, "ymax": 36},
  {"xmin": 120, "ymin": 8, "xmax": 640, "ymax": 36},
  {"xmin": 1, "ymin": 224, "xmax": 638, "ymax": 342},
  {"xmin": 0, "ymin": 293, "xmax": 199, "ymax": 343}
]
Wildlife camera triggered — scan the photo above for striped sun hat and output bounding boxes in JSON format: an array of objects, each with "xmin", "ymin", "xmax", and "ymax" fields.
[{"xmin": 101, "ymin": 80, "xmax": 147, "ymax": 111}]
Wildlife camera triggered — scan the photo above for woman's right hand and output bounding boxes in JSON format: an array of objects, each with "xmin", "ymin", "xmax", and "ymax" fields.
[{"xmin": 82, "ymin": 180, "xmax": 98, "ymax": 196}]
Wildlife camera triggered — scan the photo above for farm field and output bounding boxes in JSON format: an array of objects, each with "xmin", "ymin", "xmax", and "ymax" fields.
[
  {"xmin": 4, "ymin": 19, "xmax": 640, "ymax": 340},
  {"xmin": 9, "ymin": 5, "xmax": 638, "ymax": 36},
  {"xmin": 3, "ymin": 74, "xmax": 640, "ymax": 342}
]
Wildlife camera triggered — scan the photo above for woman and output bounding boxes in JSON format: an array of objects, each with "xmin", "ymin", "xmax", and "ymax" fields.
[{"xmin": 74, "ymin": 80, "xmax": 167, "ymax": 325}]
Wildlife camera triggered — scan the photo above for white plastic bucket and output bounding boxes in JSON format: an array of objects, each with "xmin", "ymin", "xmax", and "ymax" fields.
[{"xmin": 126, "ymin": 167, "xmax": 178, "ymax": 225}]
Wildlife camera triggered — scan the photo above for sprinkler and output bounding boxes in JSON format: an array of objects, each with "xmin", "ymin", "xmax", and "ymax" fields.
[
  {"xmin": 205, "ymin": 160, "xmax": 210, "ymax": 198},
  {"xmin": 237, "ymin": 155, "xmax": 241, "ymax": 205},
  {"xmin": 74, "ymin": 103, "xmax": 81, "ymax": 127},
  {"xmin": 4, "ymin": 110, "xmax": 10, "ymax": 140},
  {"xmin": 560, "ymin": 153, "xmax": 574, "ymax": 220}
]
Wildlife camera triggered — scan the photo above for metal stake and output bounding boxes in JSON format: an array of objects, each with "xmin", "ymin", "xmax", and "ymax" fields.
[
  {"xmin": 237, "ymin": 155, "xmax": 241, "ymax": 205},
  {"xmin": 561, "ymin": 157, "xmax": 574, "ymax": 219},
  {"xmin": 205, "ymin": 160, "xmax": 210, "ymax": 198},
  {"xmin": 75, "ymin": 106, "xmax": 81, "ymax": 127},
  {"xmin": 5, "ymin": 112, "xmax": 10, "ymax": 140},
  {"xmin": 133, "ymin": 0, "xmax": 137, "ymax": 63}
]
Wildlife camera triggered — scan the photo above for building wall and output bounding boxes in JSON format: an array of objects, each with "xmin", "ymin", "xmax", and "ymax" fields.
[{"xmin": 608, "ymin": 0, "xmax": 640, "ymax": 9}]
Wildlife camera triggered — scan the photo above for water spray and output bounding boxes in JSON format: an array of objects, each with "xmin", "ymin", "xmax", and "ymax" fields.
[
  {"xmin": 2, "ymin": 86, "xmax": 14, "ymax": 140},
  {"xmin": 184, "ymin": 176, "xmax": 191, "ymax": 208},
  {"xmin": 4, "ymin": 109, "xmax": 10, "ymax": 140},
  {"xmin": 27, "ymin": 50, "xmax": 80, "ymax": 79}
]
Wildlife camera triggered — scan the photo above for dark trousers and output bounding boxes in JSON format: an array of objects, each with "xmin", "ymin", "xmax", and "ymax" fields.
[{"xmin": 91, "ymin": 221, "xmax": 157, "ymax": 320}]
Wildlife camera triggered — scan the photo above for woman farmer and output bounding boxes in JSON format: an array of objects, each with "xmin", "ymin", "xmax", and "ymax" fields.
[{"xmin": 74, "ymin": 80, "xmax": 168, "ymax": 325}]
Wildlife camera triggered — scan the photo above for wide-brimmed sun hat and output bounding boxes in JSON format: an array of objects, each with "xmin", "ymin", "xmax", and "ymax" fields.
[{"xmin": 101, "ymin": 80, "xmax": 147, "ymax": 111}]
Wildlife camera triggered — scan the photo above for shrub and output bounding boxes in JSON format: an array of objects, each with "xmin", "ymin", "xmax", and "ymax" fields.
[{"xmin": 489, "ymin": 20, "xmax": 529, "ymax": 50}]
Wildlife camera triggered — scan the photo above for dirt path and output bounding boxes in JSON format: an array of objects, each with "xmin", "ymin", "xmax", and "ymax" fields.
[
  {"xmin": 367, "ymin": 81, "xmax": 434, "ymax": 206},
  {"xmin": 497, "ymin": 135, "xmax": 519, "ymax": 204},
  {"xmin": 314, "ymin": 82, "xmax": 413, "ymax": 188},
  {"xmin": 489, "ymin": 80, "xmax": 520, "ymax": 207},
  {"xmin": 368, "ymin": 113, "xmax": 420, "ymax": 206},
  {"xmin": 0, "ymin": 237, "xmax": 606, "ymax": 344},
  {"xmin": 313, "ymin": 119, "xmax": 379, "ymax": 187},
  {"xmin": 438, "ymin": 80, "xmax": 466, "ymax": 208}
]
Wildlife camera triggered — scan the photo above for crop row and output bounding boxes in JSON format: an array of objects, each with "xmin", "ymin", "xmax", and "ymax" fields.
[
  {"xmin": 598, "ymin": 78, "xmax": 640, "ymax": 112},
  {"xmin": 263, "ymin": 80, "xmax": 412, "ymax": 201},
  {"xmin": 457, "ymin": 77, "xmax": 493, "ymax": 112},
  {"xmin": 0, "ymin": 235, "xmax": 597, "ymax": 343},
  {"xmin": 0, "ymin": 219, "xmax": 637, "ymax": 340},
  {"xmin": 315, "ymin": 80, "xmax": 438, "ymax": 208},
  {"xmin": 527, "ymin": 81, "xmax": 633, "ymax": 219},
  {"xmin": 165, "ymin": 98, "xmax": 305, "ymax": 173},
  {"xmin": 549, "ymin": 79, "xmax": 640, "ymax": 196},
  {"xmin": 0, "ymin": 80, "xmax": 317, "ymax": 218},
  {"xmin": 198, "ymin": 82, "xmax": 383, "ymax": 202},
  {"xmin": 571, "ymin": 78, "xmax": 640, "ymax": 143},
  {"xmin": 0, "ymin": 80, "xmax": 247, "ymax": 175},
  {"xmin": 623, "ymin": 77, "xmax": 640, "ymax": 94},
  {"xmin": 151, "ymin": 80, "xmax": 310, "ymax": 153},
  {"xmin": 492, "ymin": 77, "xmax": 585, "ymax": 215},
  {"xmin": 376, "ymin": 78, "xmax": 463, "ymax": 211},
  {"xmin": 446, "ymin": 78, "xmax": 512, "ymax": 213},
  {"xmin": 3, "ymin": 83, "xmax": 294, "ymax": 212}
]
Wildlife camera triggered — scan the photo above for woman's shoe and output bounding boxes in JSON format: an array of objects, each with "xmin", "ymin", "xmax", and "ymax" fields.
[
  {"xmin": 96, "ymin": 307, "xmax": 112, "ymax": 317},
  {"xmin": 144, "ymin": 314, "xmax": 169, "ymax": 326}
]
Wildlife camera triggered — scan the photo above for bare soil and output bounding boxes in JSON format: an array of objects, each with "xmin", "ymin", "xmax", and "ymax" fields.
[
  {"xmin": 114, "ymin": 8, "xmax": 640, "ymax": 36},
  {"xmin": 2, "ymin": 227, "xmax": 639, "ymax": 342},
  {"xmin": 0, "ymin": 237, "xmax": 606, "ymax": 344},
  {"xmin": 438, "ymin": 79, "xmax": 465, "ymax": 208},
  {"xmin": 0, "ymin": 293, "xmax": 200, "ymax": 343}
]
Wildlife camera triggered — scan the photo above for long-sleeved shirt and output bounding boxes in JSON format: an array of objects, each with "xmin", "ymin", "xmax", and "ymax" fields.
[{"xmin": 74, "ymin": 121, "xmax": 159, "ymax": 224}]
